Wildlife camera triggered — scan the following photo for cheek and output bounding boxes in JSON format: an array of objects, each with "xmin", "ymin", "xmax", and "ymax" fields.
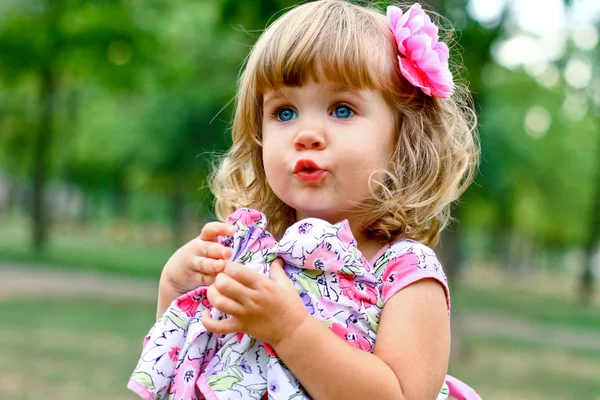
[
  {"xmin": 261, "ymin": 141, "xmax": 284, "ymax": 186},
  {"xmin": 341, "ymin": 154, "xmax": 382, "ymax": 194},
  {"xmin": 261, "ymin": 145, "xmax": 275, "ymax": 176},
  {"xmin": 355, "ymin": 141, "xmax": 392, "ymax": 171},
  {"xmin": 345, "ymin": 142, "xmax": 393, "ymax": 187},
  {"xmin": 371, "ymin": 131, "xmax": 395, "ymax": 172}
]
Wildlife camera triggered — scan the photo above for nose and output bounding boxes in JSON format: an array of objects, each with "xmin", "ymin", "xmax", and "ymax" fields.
[{"xmin": 293, "ymin": 126, "xmax": 326, "ymax": 151}]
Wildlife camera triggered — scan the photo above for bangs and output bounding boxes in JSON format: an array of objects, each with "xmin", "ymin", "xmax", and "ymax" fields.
[{"xmin": 251, "ymin": 1, "xmax": 398, "ymax": 94}]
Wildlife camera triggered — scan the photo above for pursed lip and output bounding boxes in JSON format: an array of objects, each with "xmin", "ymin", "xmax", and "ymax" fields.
[
  {"xmin": 293, "ymin": 159, "xmax": 324, "ymax": 173},
  {"xmin": 293, "ymin": 159, "xmax": 328, "ymax": 183}
]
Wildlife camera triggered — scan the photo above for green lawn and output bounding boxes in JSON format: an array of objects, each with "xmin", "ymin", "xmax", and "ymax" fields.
[
  {"xmin": 1, "ymin": 297, "xmax": 599, "ymax": 400},
  {"xmin": 449, "ymin": 337, "xmax": 600, "ymax": 400},
  {"xmin": 454, "ymin": 285, "xmax": 600, "ymax": 331},
  {"xmin": 0, "ymin": 217, "xmax": 173, "ymax": 278},
  {"xmin": 0, "ymin": 298, "xmax": 155, "ymax": 399}
]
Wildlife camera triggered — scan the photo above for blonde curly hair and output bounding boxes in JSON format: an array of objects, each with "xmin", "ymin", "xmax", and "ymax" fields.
[{"xmin": 211, "ymin": 0, "xmax": 479, "ymax": 248}]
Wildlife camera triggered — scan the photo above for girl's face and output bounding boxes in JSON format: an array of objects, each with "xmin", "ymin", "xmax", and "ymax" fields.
[{"xmin": 261, "ymin": 79, "xmax": 396, "ymax": 227}]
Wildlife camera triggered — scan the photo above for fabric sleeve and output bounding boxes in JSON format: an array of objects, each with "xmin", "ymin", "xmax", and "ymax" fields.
[{"xmin": 379, "ymin": 241, "xmax": 450, "ymax": 310}]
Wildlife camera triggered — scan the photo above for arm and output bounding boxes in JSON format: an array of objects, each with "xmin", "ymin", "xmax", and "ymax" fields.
[
  {"xmin": 202, "ymin": 261, "xmax": 450, "ymax": 400},
  {"xmin": 156, "ymin": 279, "xmax": 187, "ymax": 319},
  {"xmin": 373, "ymin": 279, "xmax": 450, "ymax": 399},
  {"xmin": 275, "ymin": 279, "xmax": 450, "ymax": 400},
  {"xmin": 156, "ymin": 222, "xmax": 235, "ymax": 319}
]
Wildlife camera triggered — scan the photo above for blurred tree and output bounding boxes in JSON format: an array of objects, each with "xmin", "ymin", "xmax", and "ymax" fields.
[
  {"xmin": 128, "ymin": 0, "xmax": 301, "ymax": 245},
  {"xmin": 0, "ymin": 0, "xmax": 155, "ymax": 251},
  {"xmin": 123, "ymin": 0, "xmax": 249, "ymax": 245},
  {"xmin": 416, "ymin": 0, "xmax": 597, "ymax": 353},
  {"xmin": 471, "ymin": 9, "xmax": 599, "ymax": 303},
  {"xmin": 579, "ymin": 29, "xmax": 600, "ymax": 305},
  {"xmin": 581, "ymin": 114, "xmax": 600, "ymax": 305},
  {"xmin": 0, "ymin": 91, "xmax": 37, "ymax": 215}
]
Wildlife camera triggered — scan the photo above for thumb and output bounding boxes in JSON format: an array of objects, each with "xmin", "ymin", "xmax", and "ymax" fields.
[{"xmin": 269, "ymin": 258, "xmax": 290, "ymax": 285}]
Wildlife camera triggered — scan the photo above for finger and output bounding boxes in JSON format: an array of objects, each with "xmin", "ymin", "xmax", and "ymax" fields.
[
  {"xmin": 269, "ymin": 259, "xmax": 287, "ymax": 282},
  {"xmin": 199, "ymin": 222, "xmax": 236, "ymax": 242},
  {"xmin": 193, "ymin": 256, "xmax": 226, "ymax": 276},
  {"xmin": 270, "ymin": 259, "xmax": 295, "ymax": 289},
  {"xmin": 207, "ymin": 284, "xmax": 245, "ymax": 315},
  {"xmin": 224, "ymin": 262, "xmax": 266, "ymax": 289},
  {"xmin": 196, "ymin": 272, "xmax": 216, "ymax": 286},
  {"xmin": 183, "ymin": 268, "xmax": 217, "ymax": 288},
  {"xmin": 201, "ymin": 310, "xmax": 240, "ymax": 334},
  {"xmin": 214, "ymin": 271, "xmax": 253, "ymax": 303},
  {"xmin": 271, "ymin": 258, "xmax": 285, "ymax": 270},
  {"xmin": 194, "ymin": 240, "xmax": 232, "ymax": 260}
]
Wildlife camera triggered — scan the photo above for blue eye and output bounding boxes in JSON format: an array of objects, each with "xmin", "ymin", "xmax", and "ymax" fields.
[
  {"xmin": 277, "ymin": 108, "xmax": 297, "ymax": 121},
  {"xmin": 333, "ymin": 105, "xmax": 354, "ymax": 119}
]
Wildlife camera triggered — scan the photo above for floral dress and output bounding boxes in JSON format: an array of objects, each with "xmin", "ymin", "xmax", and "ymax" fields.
[{"xmin": 128, "ymin": 208, "xmax": 480, "ymax": 400}]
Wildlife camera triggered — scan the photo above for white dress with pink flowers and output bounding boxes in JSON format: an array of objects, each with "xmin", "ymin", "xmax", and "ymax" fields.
[{"xmin": 128, "ymin": 208, "xmax": 479, "ymax": 400}]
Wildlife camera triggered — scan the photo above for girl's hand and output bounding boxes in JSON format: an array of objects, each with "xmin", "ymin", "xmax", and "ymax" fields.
[
  {"xmin": 202, "ymin": 259, "xmax": 309, "ymax": 347},
  {"xmin": 157, "ymin": 222, "xmax": 235, "ymax": 318}
]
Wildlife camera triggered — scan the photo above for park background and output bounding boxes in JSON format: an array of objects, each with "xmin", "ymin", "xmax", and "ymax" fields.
[{"xmin": 0, "ymin": 0, "xmax": 599, "ymax": 398}]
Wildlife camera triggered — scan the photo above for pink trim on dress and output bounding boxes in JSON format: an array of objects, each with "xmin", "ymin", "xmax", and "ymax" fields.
[
  {"xmin": 127, "ymin": 379, "xmax": 156, "ymax": 400},
  {"xmin": 196, "ymin": 376, "xmax": 219, "ymax": 400},
  {"xmin": 382, "ymin": 270, "xmax": 451, "ymax": 310},
  {"xmin": 369, "ymin": 243, "xmax": 390, "ymax": 266},
  {"xmin": 445, "ymin": 375, "xmax": 482, "ymax": 400}
]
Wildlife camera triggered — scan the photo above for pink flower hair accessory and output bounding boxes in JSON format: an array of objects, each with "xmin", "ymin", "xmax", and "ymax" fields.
[{"xmin": 387, "ymin": 3, "xmax": 454, "ymax": 98}]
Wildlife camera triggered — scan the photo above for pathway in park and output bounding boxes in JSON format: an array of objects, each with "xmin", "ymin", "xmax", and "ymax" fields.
[{"xmin": 2, "ymin": 263, "xmax": 600, "ymax": 352}]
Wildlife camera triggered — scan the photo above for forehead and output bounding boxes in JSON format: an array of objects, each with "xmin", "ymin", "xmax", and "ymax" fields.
[
  {"xmin": 249, "ymin": 1, "xmax": 398, "ymax": 98},
  {"xmin": 254, "ymin": 50, "xmax": 398, "ymax": 108},
  {"xmin": 262, "ymin": 78, "xmax": 368, "ymax": 102}
]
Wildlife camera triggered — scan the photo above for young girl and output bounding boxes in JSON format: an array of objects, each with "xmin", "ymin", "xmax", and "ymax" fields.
[{"xmin": 129, "ymin": 1, "xmax": 479, "ymax": 399}]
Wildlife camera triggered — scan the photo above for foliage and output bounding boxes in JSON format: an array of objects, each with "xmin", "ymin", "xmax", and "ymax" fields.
[{"xmin": 0, "ymin": 0, "xmax": 597, "ymax": 260}]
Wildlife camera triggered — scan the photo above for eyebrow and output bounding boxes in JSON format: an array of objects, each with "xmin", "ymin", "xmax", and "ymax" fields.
[
  {"xmin": 263, "ymin": 91, "xmax": 287, "ymax": 106},
  {"xmin": 332, "ymin": 85, "xmax": 367, "ymax": 101}
]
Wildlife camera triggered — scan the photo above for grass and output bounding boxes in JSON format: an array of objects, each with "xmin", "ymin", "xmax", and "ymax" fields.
[
  {"xmin": 455, "ymin": 285, "xmax": 600, "ymax": 331},
  {"xmin": 0, "ymin": 216, "xmax": 174, "ymax": 278},
  {"xmin": 449, "ymin": 336, "xmax": 600, "ymax": 400},
  {"xmin": 1, "ymin": 297, "xmax": 599, "ymax": 400},
  {"xmin": 454, "ymin": 267, "xmax": 600, "ymax": 331},
  {"xmin": 0, "ymin": 298, "xmax": 156, "ymax": 399}
]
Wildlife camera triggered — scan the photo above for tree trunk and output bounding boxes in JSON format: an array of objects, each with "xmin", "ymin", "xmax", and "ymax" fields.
[
  {"xmin": 31, "ymin": 67, "xmax": 56, "ymax": 253},
  {"xmin": 492, "ymin": 189, "xmax": 514, "ymax": 272},
  {"xmin": 112, "ymin": 168, "xmax": 129, "ymax": 220},
  {"xmin": 78, "ymin": 190, "xmax": 92, "ymax": 227},
  {"xmin": 3, "ymin": 178, "xmax": 18, "ymax": 217},
  {"xmin": 580, "ymin": 117, "xmax": 600, "ymax": 305}
]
